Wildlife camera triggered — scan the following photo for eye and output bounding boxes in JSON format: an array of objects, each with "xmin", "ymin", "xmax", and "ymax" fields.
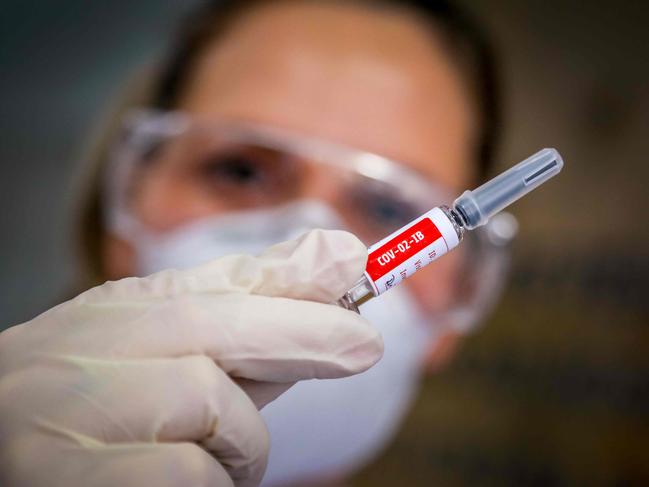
[
  {"xmin": 364, "ymin": 198, "xmax": 418, "ymax": 228},
  {"xmin": 202, "ymin": 153, "xmax": 269, "ymax": 187},
  {"xmin": 351, "ymin": 186, "xmax": 420, "ymax": 233},
  {"xmin": 193, "ymin": 146, "xmax": 301, "ymax": 207}
]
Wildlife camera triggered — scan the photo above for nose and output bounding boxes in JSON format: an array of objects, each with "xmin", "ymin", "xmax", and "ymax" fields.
[
  {"xmin": 296, "ymin": 161, "xmax": 364, "ymax": 236},
  {"xmin": 299, "ymin": 161, "xmax": 344, "ymax": 208}
]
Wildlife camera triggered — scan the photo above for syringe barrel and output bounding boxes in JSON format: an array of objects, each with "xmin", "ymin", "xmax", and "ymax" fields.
[{"xmin": 453, "ymin": 148, "xmax": 563, "ymax": 229}]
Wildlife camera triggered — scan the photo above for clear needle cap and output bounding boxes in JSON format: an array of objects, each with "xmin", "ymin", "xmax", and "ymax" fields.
[{"xmin": 453, "ymin": 148, "xmax": 563, "ymax": 230}]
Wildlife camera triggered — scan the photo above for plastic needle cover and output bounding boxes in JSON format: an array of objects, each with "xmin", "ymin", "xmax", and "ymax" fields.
[{"xmin": 453, "ymin": 148, "xmax": 563, "ymax": 229}]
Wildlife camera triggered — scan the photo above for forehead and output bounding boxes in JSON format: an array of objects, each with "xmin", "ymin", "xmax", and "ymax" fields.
[{"xmin": 176, "ymin": 1, "xmax": 477, "ymax": 190}]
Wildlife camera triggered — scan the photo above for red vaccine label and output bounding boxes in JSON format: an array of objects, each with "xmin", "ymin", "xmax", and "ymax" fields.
[
  {"xmin": 366, "ymin": 218, "xmax": 441, "ymax": 281},
  {"xmin": 364, "ymin": 207, "xmax": 460, "ymax": 295}
]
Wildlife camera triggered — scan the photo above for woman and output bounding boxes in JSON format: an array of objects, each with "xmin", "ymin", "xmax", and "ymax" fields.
[{"xmin": 0, "ymin": 1, "xmax": 508, "ymax": 486}]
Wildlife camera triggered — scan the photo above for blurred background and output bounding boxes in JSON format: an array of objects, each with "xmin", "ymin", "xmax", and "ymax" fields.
[{"xmin": 1, "ymin": 0, "xmax": 647, "ymax": 485}]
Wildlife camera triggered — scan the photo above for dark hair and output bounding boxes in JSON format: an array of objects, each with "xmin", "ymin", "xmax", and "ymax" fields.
[{"xmin": 153, "ymin": 0, "xmax": 501, "ymax": 181}]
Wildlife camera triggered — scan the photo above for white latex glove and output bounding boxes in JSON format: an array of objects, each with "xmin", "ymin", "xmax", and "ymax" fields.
[{"xmin": 0, "ymin": 229, "xmax": 383, "ymax": 487}]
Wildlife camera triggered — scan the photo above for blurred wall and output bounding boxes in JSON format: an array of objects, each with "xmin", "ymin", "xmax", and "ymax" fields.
[
  {"xmin": 1, "ymin": 0, "xmax": 647, "ymax": 485},
  {"xmin": 0, "ymin": 0, "xmax": 201, "ymax": 326}
]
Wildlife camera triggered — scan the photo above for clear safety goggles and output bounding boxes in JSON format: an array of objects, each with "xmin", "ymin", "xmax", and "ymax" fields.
[{"xmin": 105, "ymin": 109, "xmax": 516, "ymax": 332}]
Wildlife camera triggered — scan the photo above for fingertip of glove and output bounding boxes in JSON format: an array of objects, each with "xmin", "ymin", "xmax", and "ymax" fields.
[
  {"xmin": 349, "ymin": 315, "xmax": 385, "ymax": 372},
  {"xmin": 306, "ymin": 228, "xmax": 367, "ymax": 262},
  {"xmin": 297, "ymin": 228, "xmax": 368, "ymax": 292},
  {"xmin": 325, "ymin": 309, "xmax": 384, "ymax": 377},
  {"xmin": 253, "ymin": 229, "xmax": 368, "ymax": 302},
  {"xmin": 264, "ymin": 228, "xmax": 366, "ymax": 262}
]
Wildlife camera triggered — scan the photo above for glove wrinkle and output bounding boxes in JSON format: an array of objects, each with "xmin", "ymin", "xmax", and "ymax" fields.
[{"xmin": 0, "ymin": 230, "xmax": 382, "ymax": 487}]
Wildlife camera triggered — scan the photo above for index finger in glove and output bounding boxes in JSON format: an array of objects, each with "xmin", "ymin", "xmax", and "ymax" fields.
[{"xmin": 79, "ymin": 229, "xmax": 367, "ymax": 304}]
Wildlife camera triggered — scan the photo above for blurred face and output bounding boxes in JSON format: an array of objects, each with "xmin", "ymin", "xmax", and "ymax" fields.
[{"xmin": 106, "ymin": 1, "xmax": 477, "ymax": 332}]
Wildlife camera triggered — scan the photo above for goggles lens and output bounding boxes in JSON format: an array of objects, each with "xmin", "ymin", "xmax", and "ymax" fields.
[{"xmin": 121, "ymin": 115, "xmax": 447, "ymax": 242}]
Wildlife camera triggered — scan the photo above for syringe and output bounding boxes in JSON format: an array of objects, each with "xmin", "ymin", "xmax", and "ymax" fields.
[{"xmin": 337, "ymin": 148, "xmax": 564, "ymax": 312}]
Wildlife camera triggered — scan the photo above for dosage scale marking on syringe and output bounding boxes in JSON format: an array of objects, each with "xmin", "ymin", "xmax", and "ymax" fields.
[{"xmin": 364, "ymin": 207, "xmax": 458, "ymax": 294}]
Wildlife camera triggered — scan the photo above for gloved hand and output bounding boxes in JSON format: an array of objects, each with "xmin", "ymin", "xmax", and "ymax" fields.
[{"xmin": 0, "ymin": 229, "xmax": 382, "ymax": 487}]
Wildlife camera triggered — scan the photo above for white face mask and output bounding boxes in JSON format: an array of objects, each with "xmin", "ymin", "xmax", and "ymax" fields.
[
  {"xmin": 122, "ymin": 200, "xmax": 433, "ymax": 484},
  {"xmin": 131, "ymin": 200, "xmax": 342, "ymax": 277},
  {"xmin": 261, "ymin": 280, "xmax": 432, "ymax": 486}
]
